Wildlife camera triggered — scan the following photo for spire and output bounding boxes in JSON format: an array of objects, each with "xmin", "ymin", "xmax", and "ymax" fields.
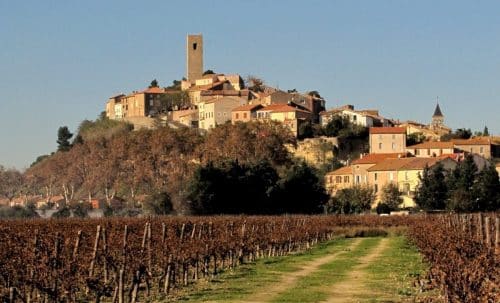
[{"xmin": 433, "ymin": 102, "xmax": 443, "ymax": 117}]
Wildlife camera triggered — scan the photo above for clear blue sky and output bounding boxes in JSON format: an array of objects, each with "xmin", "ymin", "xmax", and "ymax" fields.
[{"xmin": 1, "ymin": 1, "xmax": 499, "ymax": 169}]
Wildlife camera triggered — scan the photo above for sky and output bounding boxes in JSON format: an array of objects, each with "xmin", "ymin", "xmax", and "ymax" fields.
[{"xmin": 1, "ymin": 0, "xmax": 499, "ymax": 169}]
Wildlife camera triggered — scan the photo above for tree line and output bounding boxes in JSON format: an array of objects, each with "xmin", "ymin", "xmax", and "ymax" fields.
[{"xmin": 1, "ymin": 117, "xmax": 329, "ymax": 217}]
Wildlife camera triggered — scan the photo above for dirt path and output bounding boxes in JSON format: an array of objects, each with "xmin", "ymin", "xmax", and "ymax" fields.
[
  {"xmin": 238, "ymin": 238, "xmax": 363, "ymax": 303},
  {"xmin": 322, "ymin": 237, "xmax": 389, "ymax": 303}
]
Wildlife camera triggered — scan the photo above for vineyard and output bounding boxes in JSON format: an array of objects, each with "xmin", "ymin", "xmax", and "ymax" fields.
[{"xmin": 0, "ymin": 214, "xmax": 498, "ymax": 302}]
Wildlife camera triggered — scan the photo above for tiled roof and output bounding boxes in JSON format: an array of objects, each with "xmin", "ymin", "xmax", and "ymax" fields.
[
  {"xmin": 451, "ymin": 138, "xmax": 491, "ymax": 146},
  {"xmin": 367, "ymin": 158, "xmax": 416, "ymax": 172},
  {"xmin": 407, "ymin": 141, "xmax": 454, "ymax": 149},
  {"xmin": 139, "ymin": 87, "xmax": 165, "ymax": 94},
  {"xmin": 368, "ymin": 157, "xmax": 454, "ymax": 172},
  {"xmin": 257, "ymin": 104, "xmax": 311, "ymax": 113},
  {"xmin": 400, "ymin": 158, "xmax": 443, "ymax": 170},
  {"xmin": 232, "ymin": 104, "xmax": 263, "ymax": 112},
  {"xmin": 327, "ymin": 166, "xmax": 353, "ymax": 175},
  {"xmin": 369, "ymin": 127, "xmax": 406, "ymax": 134},
  {"xmin": 351, "ymin": 153, "xmax": 405, "ymax": 165}
]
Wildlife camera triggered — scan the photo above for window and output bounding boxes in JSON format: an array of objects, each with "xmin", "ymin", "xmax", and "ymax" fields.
[
  {"xmin": 392, "ymin": 143, "xmax": 396, "ymax": 150},
  {"xmin": 356, "ymin": 175, "xmax": 360, "ymax": 184},
  {"xmin": 374, "ymin": 184, "xmax": 378, "ymax": 193},
  {"xmin": 344, "ymin": 176, "xmax": 349, "ymax": 183},
  {"xmin": 379, "ymin": 143, "xmax": 382, "ymax": 150},
  {"xmin": 223, "ymin": 112, "xmax": 227, "ymax": 117},
  {"xmin": 389, "ymin": 172, "xmax": 394, "ymax": 181},
  {"xmin": 353, "ymin": 115, "xmax": 357, "ymax": 121},
  {"xmin": 374, "ymin": 173, "xmax": 377, "ymax": 181},
  {"xmin": 235, "ymin": 113, "xmax": 239, "ymax": 119},
  {"xmin": 427, "ymin": 149, "xmax": 430, "ymax": 155},
  {"xmin": 335, "ymin": 176, "xmax": 342, "ymax": 183},
  {"xmin": 480, "ymin": 146, "xmax": 484, "ymax": 153},
  {"xmin": 193, "ymin": 43, "xmax": 197, "ymax": 50},
  {"xmin": 243, "ymin": 112, "xmax": 247, "ymax": 119}
]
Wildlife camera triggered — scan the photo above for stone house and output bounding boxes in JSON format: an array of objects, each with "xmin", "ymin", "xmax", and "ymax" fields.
[
  {"xmin": 367, "ymin": 158, "xmax": 417, "ymax": 203},
  {"xmin": 231, "ymin": 104, "xmax": 263, "ymax": 123},
  {"xmin": 369, "ymin": 127, "xmax": 407, "ymax": 154},
  {"xmin": 396, "ymin": 157, "xmax": 457, "ymax": 208},
  {"xmin": 451, "ymin": 138, "xmax": 492, "ymax": 159},
  {"xmin": 324, "ymin": 166, "xmax": 353, "ymax": 196},
  {"xmin": 198, "ymin": 96, "xmax": 247, "ymax": 130},
  {"xmin": 106, "ymin": 87, "xmax": 180, "ymax": 120},
  {"xmin": 351, "ymin": 153, "xmax": 407, "ymax": 187},
  {"xmin": 406, "ymin": 141, "xmax": 456, "ymax": 157},
  {"xmin": 320, "ymin": 105, "xmax": 390, "ymax": 128},
  {"xmin": 255, "ymin": 104, "xmax": 312, "ymax": 137}
]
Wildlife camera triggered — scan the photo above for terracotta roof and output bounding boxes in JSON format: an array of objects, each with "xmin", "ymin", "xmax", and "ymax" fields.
[
  {"xmin": 327, "ymin": 166, "xmax": 353, "ymax": 175},
  {"xmin": 451, "ymin": 138, "xmax": 491, "ymax": 146},
  {"xmin": 139, "ymin": 87, "xmax": 165, "ymax": 94},
  {"xmin": 367, "ymin": 158, "xmax": 416, "ymax": 172},
  {"xmin": 407, "ymin": 141, "xmax": 455, "ymax": 149},
  {"xmin": 369, "ymin": 127, "xmax": 406, "ymax": 134},
  {"xmin": 400, "ymin": 158, "xmax": 442, "ymax": 170},
  {"xmin": 368, "ymin": 157, "xmax": 454, "ymax": 172},
  {"xmin": 190, "ymin": 81, "xmax": 225, "ymax": 91},
  {"xmin": 351, "ymin": 153, "xmax": 406, "ymax": 165},
  {"xmin": 232, "ymin": 104, "xmax": 263, "ymax": 112},
  {"xmin": 258, "ymin": 104, "xmax": 311, "ymax": 113}
]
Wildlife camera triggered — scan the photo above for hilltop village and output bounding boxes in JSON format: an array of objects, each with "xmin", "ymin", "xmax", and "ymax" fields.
[
  {"xmin": 104, "ymin": 34, "xmax": 500, "ymax": 208},
  {"xmin": 1, "ymin": 34, "xmax": 499, "ymax": 217}
]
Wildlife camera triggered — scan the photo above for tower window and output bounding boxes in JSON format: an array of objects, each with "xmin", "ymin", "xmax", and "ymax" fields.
[{"xmin": 193, "ymin": 43, "xmax": 197, "ymax": 50}]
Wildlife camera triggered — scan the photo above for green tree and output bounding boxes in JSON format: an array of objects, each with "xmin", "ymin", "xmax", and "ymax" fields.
[
  {"xmin": 57, "ymin": 126, "xmax": 73, "ymax": 152},
  {"xmin": 52, "ymin": 207, "xmax": 71, "ymax": 218},
  {"xmin": 298, "ymin": 122, "xmax": 315, "ymax": 139},
  {"xmin": 273, "ymin": 162, "xmax": 328, "ymax": 214},
  {"xmin": 380, "ymin": 183, "xmax": 403, "ymax": 210},
  {"xmin": 149, "ymin": 79, "xmax": 159, "ymax": 88},
  {"xmin": 472, "ymin": 163, "xmax": 500, "ymax": 211},
  {"xmin": 203, "ymin": 69, "xmax": 215, "ymax": 75},
  {"xmin": 415, "ymin": 164, "xmax": 448, "ymax": 210},
  {"xmin": 187, "ymin": 161, "xmax": 279, "ymax": 215},
  {"xmin": 406, "ymin": 132, "xmax": 426, "ymax": 146},
  {"xmin": 247, "ymin": 76, "xmax": 264, "ymax": 92},
  {"xmin": 483, "ymin": 126, "xmax": 489, "ymax": 136},
  {"xmin": 143, "ymin": 192, "xmax": 173, "ymax": 215},
  {"xmin": 328, "ymin": 185, "xmax": 375, "ymax": 214}
]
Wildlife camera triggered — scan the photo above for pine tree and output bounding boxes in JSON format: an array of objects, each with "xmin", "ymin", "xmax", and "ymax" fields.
[
  {"xmin": 57, "ymin": 126, "xmax": 73, "ymax": 152},
  {"xmin": 473, "ymin": 163, "xmax": 500, "ymax": 211},
  {"xmin": 483, "ymin": 126, "xmax": 489, "ymax": 136},
  {"xmin": 415, "ymin": 164, "xmax": 448, "ymax": 210}
]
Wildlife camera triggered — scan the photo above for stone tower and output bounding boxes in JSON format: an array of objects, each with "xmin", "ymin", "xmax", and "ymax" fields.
[
  {"xmin": 186, "ymin": 34, "xmax": 203, "ymax": 82},
  {"xmin": 431, "ymin": 102, "xmax": 444, "ymax": 130}
]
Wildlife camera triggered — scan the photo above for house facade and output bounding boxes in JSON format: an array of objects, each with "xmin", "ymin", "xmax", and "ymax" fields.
[
  {"xmin": 452, "ymin": 138, "xmax": 492, "ymax": 159},
  {"xmin": 406, "ymin": 141, "xmax": 455, "ymax": 157},
  {"xmin": 369, "ymin": 127, "xmax": 407, "ymax": 154},
  {"xmin": 320, "ymin": 105, "xmax": 390, "ymax": 128},
  {"xmin": 324, "ymin": 166, "xmax": 353, "ymax": 196},
  {"xmin": 198, "ymin": 96, "xmax": 247, "ymax": 130},
  {"xmin": 256, "ymin": 104, "xmax": 312, "ymax": 136},
  {"xmin": 231, "ymin": 104, "xmax": 263, "ymax": 123}
]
